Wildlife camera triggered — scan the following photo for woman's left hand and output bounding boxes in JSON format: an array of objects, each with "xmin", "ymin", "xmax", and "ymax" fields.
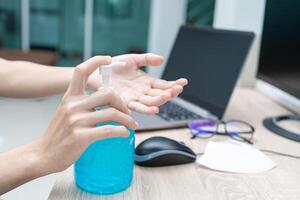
[{"xmin": 87, "ymin": 53, "xmax": 188, "ymax": 115}]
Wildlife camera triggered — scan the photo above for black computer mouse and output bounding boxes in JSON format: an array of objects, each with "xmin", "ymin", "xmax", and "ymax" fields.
[{"xmin": 134, "ymin": 136, "xmax": 197, "ymax": 167}]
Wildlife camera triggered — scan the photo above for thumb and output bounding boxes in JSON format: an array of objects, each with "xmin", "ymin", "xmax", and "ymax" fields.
[{"xmin": 66, "ymin": 56, "xmax": 112, "ymax": 96}]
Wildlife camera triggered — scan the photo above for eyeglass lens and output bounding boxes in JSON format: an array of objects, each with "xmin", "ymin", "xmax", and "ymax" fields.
[{"xmin": 189, "ymin": 119, "xmax": 254, "ymax": 143}]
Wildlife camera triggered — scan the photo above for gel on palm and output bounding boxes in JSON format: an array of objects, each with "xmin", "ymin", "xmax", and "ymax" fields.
[{"xmin": 74, "ymin": 61, "xmax": 135, "ymax": 194}]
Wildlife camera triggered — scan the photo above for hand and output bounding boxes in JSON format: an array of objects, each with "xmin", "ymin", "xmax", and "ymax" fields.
[
  {"xmin": 34, "ymin": 56, "xmax": 138, "ymax": 174},
  {"xmin": 87, "ymin": 53, "xmax": 188, "ymax": 114}
]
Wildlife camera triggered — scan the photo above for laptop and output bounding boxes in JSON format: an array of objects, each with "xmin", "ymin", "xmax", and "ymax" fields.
[{"xmin": 133, "ymin": 25, "xmax": 254, "ymax": 131}]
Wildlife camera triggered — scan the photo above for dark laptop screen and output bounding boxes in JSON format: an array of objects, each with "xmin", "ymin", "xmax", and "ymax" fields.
[{"xmin": 162, "ymin": 26, "xmax": 254, "ymax": 118}]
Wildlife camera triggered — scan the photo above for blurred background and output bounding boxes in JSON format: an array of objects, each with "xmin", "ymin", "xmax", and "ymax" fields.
[
  {"xmin": 0, "ymin": 0, "xmax": 265, "ymax": 86},
  {"xmin": 0, "ymin": 0, "xmax": 214, "ymax": 66}
]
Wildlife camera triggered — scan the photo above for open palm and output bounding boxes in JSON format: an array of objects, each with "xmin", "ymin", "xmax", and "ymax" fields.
[{"xmin": 88, "ymin": 53, "xmax": 187, "ymax": 114}]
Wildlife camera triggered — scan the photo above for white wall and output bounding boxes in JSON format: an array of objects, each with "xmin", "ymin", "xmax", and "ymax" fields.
[
  {"xmin": 213, "ymin": 0, "xmax": 266, "ymax": 86},
  {"xmin": 147, "ymin": 0, "xmax": 187, "ymax": 78}
]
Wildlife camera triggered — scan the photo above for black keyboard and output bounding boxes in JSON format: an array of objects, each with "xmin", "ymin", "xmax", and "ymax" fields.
[{"xmin": 157, "ymin": 101, "xmax": 201, "ymax": 122}]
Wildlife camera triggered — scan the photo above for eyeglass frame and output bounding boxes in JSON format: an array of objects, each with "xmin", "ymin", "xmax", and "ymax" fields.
[{"xmin": 188, "ymin": 119, "xmax": 255, "ymax": 144}]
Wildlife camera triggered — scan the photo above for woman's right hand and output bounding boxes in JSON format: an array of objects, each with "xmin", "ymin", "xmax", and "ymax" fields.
[{"xmin": 32, "ymin": 56, "xmax": 138, "ymax": 175}]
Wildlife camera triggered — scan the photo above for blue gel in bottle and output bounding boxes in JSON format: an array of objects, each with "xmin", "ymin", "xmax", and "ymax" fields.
[
  {"xmin": 74, "ymin": 122, "xmax": 135, "ymax": 194},
  {"xmin": 74, "ymin": 61, "xmax": 134, "ymax": 194}
]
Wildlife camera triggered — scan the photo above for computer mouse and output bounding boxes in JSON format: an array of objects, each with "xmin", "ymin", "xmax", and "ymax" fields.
[{"xmin": 134, "ymin": 136, "xmax": 197, "ymax": 167}]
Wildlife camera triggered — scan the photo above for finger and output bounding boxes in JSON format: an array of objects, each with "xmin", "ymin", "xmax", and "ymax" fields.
[
  {"xmin": 151, "ymin": 78, "xmax": 188, "ymax": 90},
  {"xmin": 86, "ymin": 125, "xmax": 130, "ymax": 141},
  {"xmin": 147, "ymin": 89, "xmax": 171, "ymax": 97},
  {"xmin": 128, "ymin": 101, "xmax": 159, "ymax": 115},
  {"xmin": 78, "ymin": 56, "xmax": 112, "ymax": 75},
  {"xmin": 146, "ymin": 85, "xmax": 183, "ymax": 102},
  {"xmin": 67, "ymin": 56, "xmax": 112, "ymax": 96},
  {"xmin": 167, "ymin": 85, "xmax": 183, "ymax": 98},
  {"xmin": 151, "ymin": 79, "xmax": 174, "ymax": 90},
  {"xmin": 81, "ymin": 88, "xmax": 130, "ymax": 114},
  {"xmin": 176, "ymin": 78, "xmax": 188, "ymax": 86},
  {"xmin": 131, "ymin": 53, "xmax": 164, "ymax": 67},
  {"xmin": 83, "ymin": 108, "xmax": 138, "ymax": 130},
  {"xmin": 138, "ymin": 93, "xmax": 171, "ymax": 106}
]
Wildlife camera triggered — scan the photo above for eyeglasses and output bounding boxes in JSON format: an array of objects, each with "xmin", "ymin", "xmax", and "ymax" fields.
[{"xmin": 187, "ymin": 119, "xmax": 255, "ymax": 144}]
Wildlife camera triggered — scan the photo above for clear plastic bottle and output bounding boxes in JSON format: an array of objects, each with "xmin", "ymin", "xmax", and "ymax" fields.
[{"xmin": 74, "ymin": 61, "xmax": 135, "ymax": 194}]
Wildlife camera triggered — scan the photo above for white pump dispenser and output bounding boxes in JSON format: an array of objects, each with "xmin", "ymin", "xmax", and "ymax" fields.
[{"xmin": 100, "ymin": 61, "xmax": 126, "ymax": 88}]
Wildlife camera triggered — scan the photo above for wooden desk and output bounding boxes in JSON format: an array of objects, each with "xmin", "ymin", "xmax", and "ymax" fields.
[{"xmin": 48, "ymin": 88, "xmax": 300, "ymax": 200}]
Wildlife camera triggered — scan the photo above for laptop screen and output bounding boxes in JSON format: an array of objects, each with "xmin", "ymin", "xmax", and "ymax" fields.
[{"xmin": 162, "ymin": 26, "xmax": 254, "ymax": 118}]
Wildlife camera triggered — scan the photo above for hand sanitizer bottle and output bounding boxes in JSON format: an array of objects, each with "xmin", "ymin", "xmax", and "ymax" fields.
[{"xmin": 74, "ymin": 61, "xmax": 135, "ymax": 195}]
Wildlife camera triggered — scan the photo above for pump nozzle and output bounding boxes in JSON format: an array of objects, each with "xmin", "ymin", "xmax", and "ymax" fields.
[{"xmin": 100, "ymin": 61, "xmax": 126, "ymax": 88}]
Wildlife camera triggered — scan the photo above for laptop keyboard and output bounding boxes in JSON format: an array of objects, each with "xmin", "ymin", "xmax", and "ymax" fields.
[{"xmin": 157, "ymin": 101, "xmax": 201, "ymax": 122}]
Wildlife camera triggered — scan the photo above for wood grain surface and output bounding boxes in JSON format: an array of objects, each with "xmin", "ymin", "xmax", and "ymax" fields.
[{"xmin": 48, "ymin": 88, "xmax": 300, "ymax": 200}]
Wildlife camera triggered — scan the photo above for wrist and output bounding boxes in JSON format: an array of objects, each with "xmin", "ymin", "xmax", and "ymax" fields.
[
  {"xmin": 25, "ymin": 138, "xmax": 52, "ymax": 177},
  {"xmin": 61, "ymin": 67, "xmax": 74, "ymax": 87},
  {"xmin": 0, "ymin": 141, "xmax": 48, "ymax": 194}
]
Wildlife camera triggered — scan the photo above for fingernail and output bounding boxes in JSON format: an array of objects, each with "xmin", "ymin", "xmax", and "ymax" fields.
[{"xmin": 135, "ymin": 121, "xmax": 139, "ymax": 127}]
